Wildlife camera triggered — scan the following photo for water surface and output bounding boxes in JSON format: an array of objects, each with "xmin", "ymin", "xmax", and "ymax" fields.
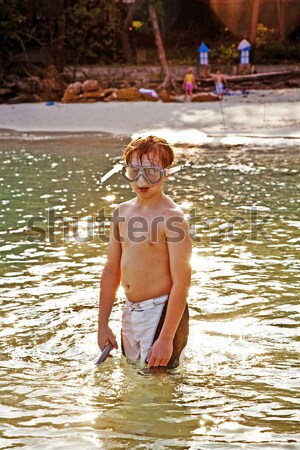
[{"xmin": 0, "ymin": 133, "xmax": 299, "ymax": 449}]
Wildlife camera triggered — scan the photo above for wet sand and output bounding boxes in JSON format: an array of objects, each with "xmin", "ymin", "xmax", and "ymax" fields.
[{"xmin": 0, "ymin": 88, "xmax": 299, "ymax": 145}]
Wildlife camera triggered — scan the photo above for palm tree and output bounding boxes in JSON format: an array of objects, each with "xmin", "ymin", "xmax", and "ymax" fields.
[{"xmin": 148, "ymin": 1, "xmax": 176, "ymax": 90}]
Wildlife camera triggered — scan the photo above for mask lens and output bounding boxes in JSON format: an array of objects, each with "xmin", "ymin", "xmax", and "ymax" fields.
[
  {"xmin": 144, "ymin": 167, "xmax": 162, "ymax": 183},
  {"xmin": 122, "ymin": 166, "xmax": 139, "ymax": 181}
]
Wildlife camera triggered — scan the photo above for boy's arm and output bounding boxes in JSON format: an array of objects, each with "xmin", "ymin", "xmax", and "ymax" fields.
[
  {"xmin": 147, "ymin": 215, "xmax": 192, "ymax": 367},
  {"xmin": 98, "ymin": 208, "xmax": 122, "ymax": 351}
]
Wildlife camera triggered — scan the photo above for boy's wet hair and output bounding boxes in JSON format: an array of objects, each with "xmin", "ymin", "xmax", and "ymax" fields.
[{"xmin": 123, "ymin": 135, "xmax": 175, "ymax": 168}]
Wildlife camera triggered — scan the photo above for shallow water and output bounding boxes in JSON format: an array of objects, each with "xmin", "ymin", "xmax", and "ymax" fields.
[{"xmin": 0, "ymin": 133, "xmax": 299, "ymax": 450}]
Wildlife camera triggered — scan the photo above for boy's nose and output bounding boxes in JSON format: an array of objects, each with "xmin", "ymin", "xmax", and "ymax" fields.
[{"xmin": 136, "ymin": 174, "xmax": 148, "ymax": 186}]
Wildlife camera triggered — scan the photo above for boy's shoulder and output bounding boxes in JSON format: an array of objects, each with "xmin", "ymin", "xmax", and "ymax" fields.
[
  {"xmin": 111, "ymin": 199, "xmax": 135, "ymax": 219},
  {"xmin": 162, "ymin": 195, "xmax": 186, "ymax": 219},
  {"xmin": 115, "ymin": 198, "xmax": 135, "ymax": 209}
]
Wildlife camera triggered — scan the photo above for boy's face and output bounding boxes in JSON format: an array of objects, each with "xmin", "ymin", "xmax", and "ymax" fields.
[{"xmin": 126, "ymin": 151, "xmax": 166, "ymax": 196}]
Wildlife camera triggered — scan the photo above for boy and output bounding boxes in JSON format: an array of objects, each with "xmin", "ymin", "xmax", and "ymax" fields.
[
  {"xmin": 213, "ymin": 69, "xmax": 227, "ymax": 99},
  {"xmin": 98, "ymin": 136, "xmax": 191, "ymax": 369}
]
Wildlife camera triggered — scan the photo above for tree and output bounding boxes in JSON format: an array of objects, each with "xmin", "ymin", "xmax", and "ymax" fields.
[
  {"xmin": 277, "ymin": 0, "xmax": 286, "ymax": 41},
  {"xmin": 64, "ymin": 0, "xmax": 119, "ymax": 80},
  {"xmin": 118, "ymin": 0, "xmax": 143, "ymax": 63},
  {"xmin": 147, "ymin": 1, "xmax": 176, "ymax": 90},
  {"xmin": 249, "ymin": 0, "xmax": 261, "ymax": 45},
  {"xmin": 51, "ymin": 0, "xmax": 65, "ymax": 73},
  {"xmin": 117, "ymin": 0, "xmax": 176, "ymax": 89},
  {"xmin": 0, "ymin": 1, "xmax": 38, "ymax": 78},
  {"xmin": 0, "ymin": 0, "xmax": 66, "ymax": 77}
]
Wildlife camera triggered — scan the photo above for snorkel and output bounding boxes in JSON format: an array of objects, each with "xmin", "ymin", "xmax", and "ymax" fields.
[{"xmin": 101, "ymin": 163, "xmax": 123, "ymax": 183}]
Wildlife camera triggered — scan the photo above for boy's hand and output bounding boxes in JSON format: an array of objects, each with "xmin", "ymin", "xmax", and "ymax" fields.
[
  {"xmin": 98, "ymin": 325, "xmax": 118, "ymax": 351},
  {"xmin": 147, "ymin": 337, "xmax": 173, "ymax": 367}
]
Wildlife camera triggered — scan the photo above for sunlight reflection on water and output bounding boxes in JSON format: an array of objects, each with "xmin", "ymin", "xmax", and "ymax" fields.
[{"xmin": 0, "ymin": 133, "xmax": 299, "ymax": 449}]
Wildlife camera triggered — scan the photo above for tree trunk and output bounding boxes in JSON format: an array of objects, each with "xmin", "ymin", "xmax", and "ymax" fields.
[
  {"xmin": 148, "ymin": 1, "xmax": 176, "ymax": 91},
  {"xmin": 277, "ymin": 0, "xmax": 286, "ymax": 41},
  {"xmin": 119, "ymin": 31, "xmax": 135, "ymax": 64},
  {"xmin": 0, "ymin": 47, "xmax": 3, "ymax": 82},
  {"xmin": 249, "ymin": 0, "xmax": 261, "ymax": 45},
  {"xmin": 119, "ymin": 0, "xmax": 143, "ymax": 63},
  {"xmin": 52, "ymin": 0, "xmax": 64, "ymax": 73}
]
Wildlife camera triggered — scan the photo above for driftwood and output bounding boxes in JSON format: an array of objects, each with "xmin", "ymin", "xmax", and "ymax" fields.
[
  {"xmin": 223, "ymin": 70, "xmax": 300, "ymax": 83},
  {"xmin": 199, "ymin": 70, "xmax": 300, "ymax": 86}
]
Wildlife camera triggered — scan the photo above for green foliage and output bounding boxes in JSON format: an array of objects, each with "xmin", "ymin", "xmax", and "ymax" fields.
[
  {"xmin": 0, "ymin": 1, "xmax": 32, "ymax": 52},
  {"xmin": 134, "ymin": 0, "xmax": 166, "ymax": 35},
  {"xmin": 132, "ymin": 21, "xmax": 143, "ymax": 30},
  {"xmin": 166, "ymin": 44, "xmax": 197, "ymax": 66},
  {"xmin": 0, "ymin": 0, "xmax": 299, "ymax": 76},
  {"xmin": 255, "ymin": 23, "xmax": 278, "ymax": 47},
  {"xmin": 210, "ymin": 43, "xmax": 239, "ymax": 65},
  {"xmin": 254, "ymin": 41, "xmax": 300, "ymax": 63},
  {"xmin": 0, "ymin": 0, "xmax": 43, "ymax": 76},
  {"xmin": 64, "ymin": 0, "xmax": 119, "ymax": 64}
]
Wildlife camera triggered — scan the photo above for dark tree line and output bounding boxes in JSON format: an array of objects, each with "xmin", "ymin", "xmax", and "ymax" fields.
[
  {"xmin": 0, "ymin": 0, "xmax": 219, "ymax": 80},
  {"xmin": 0, "ymin": 0, "xmax": 298, "ymax": 81}
]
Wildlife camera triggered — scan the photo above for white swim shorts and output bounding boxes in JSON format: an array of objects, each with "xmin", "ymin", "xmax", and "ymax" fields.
[
  {"xmin": 121, "ymin": 294, "xmax": 189, "ymax": 368},
  {"xmin": 215, "ymin": 82, "xmax": 224, "ymax": 94}
]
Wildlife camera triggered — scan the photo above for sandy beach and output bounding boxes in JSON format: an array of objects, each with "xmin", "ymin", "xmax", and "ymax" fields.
[{"xmin": 0, "ymin": 88, "xmax": 299, "ymax": 145}]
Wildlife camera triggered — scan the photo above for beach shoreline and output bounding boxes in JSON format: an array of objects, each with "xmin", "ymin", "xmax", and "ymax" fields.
[{"xmin": 0, "ymin": 88, "xmax": 299, "ymax": 145}]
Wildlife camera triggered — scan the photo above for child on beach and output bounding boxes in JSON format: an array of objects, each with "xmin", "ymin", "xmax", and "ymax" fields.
[
  {"xmin": 98, "ymin": 136, "xmax": 192, "ymax": 369},
  {"xmin": 183, "ymin": 67, "xmax": 197, "ymax": 101},
  {"xmin": 213, "ymin": 69, "xmax": 227, "ymax": 99}
]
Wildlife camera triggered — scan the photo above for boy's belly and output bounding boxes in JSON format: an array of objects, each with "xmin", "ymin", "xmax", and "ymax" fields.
[{"xmin": 121, "ymin": 254, "xmax": 172, "ymax": 302}]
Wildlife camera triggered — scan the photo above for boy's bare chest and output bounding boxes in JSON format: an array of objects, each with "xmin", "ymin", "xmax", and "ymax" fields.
[{"xmin": 118, "ymin": 215, "xmax": 166, "ymax": 246}]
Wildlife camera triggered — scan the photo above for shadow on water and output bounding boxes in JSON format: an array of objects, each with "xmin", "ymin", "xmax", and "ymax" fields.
[{"xmin": 0, "ymin": 133, "xmax": 299, "ymax": 449}]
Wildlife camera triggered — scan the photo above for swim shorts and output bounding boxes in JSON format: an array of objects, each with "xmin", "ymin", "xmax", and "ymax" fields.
[
  {"xmin": 121, "ymin": 294, "xmax": 189, "ymax": 369},
  {"xmin": 185, "ymin": 82, "xmax": 194, "ymax": 90},
  {"xmin": 215, "ymin": 82, "xmax": 223, "ymax": 94}
]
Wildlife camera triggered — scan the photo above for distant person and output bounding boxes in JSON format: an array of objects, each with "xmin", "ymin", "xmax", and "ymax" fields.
[
  {"xmin": 183, "ymin": 67, "xmax": 197, "ymax": 101},
  {"xmin": 213, "ymin": 69, "xmax": 227, "ymax": 99}
]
